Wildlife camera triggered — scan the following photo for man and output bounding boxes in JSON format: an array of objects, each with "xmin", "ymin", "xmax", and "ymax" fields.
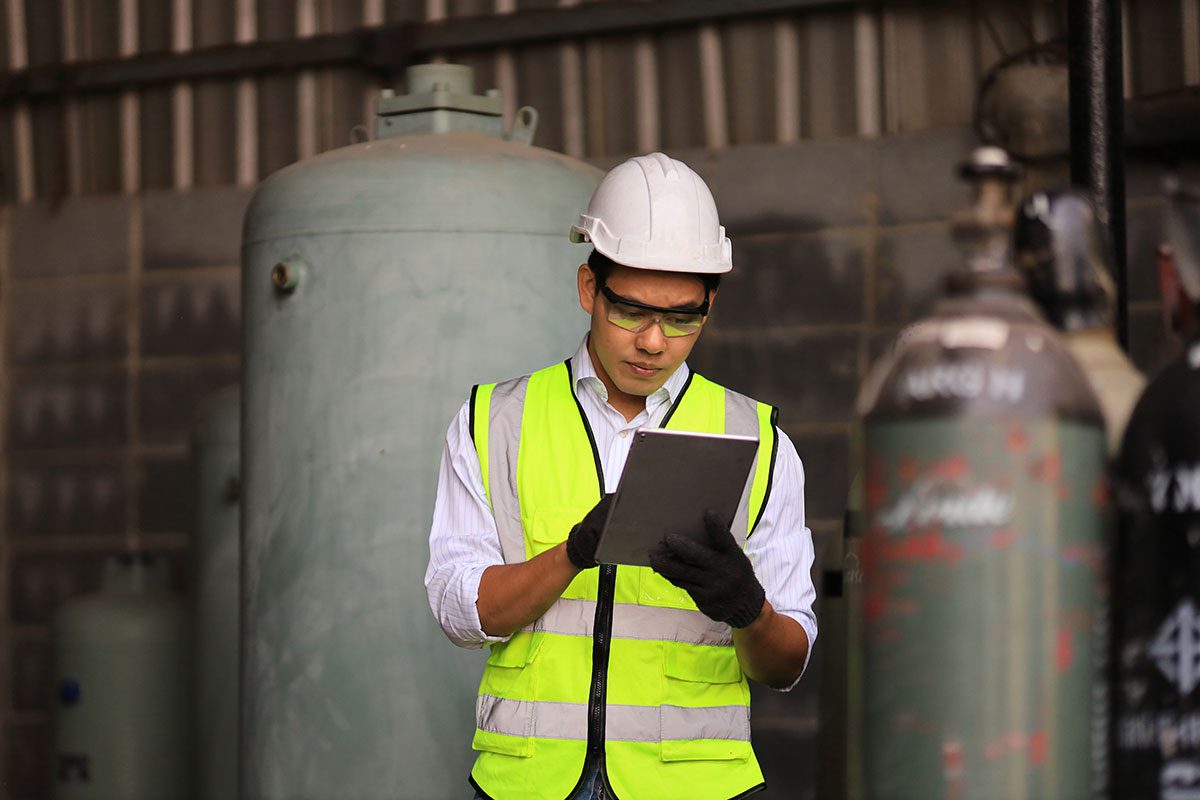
[{"xmin": 426, "ymin": 153, "xmax": 817, "ymax": 800}]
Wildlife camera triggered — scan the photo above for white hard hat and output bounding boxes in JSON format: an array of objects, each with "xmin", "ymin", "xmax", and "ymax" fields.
[{"xmin": 570, "ymin": 152, "xmax": 732, "ymax": 274}]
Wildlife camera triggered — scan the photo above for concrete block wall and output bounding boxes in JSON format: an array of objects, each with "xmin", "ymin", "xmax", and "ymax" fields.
[
  {"xmin": 2, "ymin": 187, "xmax": 248, "ymax": 799},
  {"xmin": 0, "ymin": 127, "xmax": 1189, "ymax": 798}
]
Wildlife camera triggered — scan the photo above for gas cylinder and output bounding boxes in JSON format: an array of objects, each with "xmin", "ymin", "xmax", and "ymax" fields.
[
  {"xmin": 240, "ymin": 63, "xmax": 601, "ymax": 799},
  {"xmin": 1014, "ymin": 188, "xmax": 1145, "ymax": 455},
  {"xmin": 190, "ymin": 385, "xmax": 239, "ymax": 800},
  {"xmin": 1111, "ymin": 180, "xmax": 1200, "ymax": 797},
  {"xmin": 859, "ymin": 147, "xmax": 1107, "ymax": 798},
  {"xmin": 52, "ymin": 554, "xmax": 191, "ymax": 799}
]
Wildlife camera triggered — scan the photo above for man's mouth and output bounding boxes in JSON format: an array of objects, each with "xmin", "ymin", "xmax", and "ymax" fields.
[{"xmin": 626, "ymin": 362, "xmax": 661, "ymax": 378}]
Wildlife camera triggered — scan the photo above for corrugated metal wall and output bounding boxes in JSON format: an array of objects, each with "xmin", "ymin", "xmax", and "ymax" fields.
[{"xmin": 0, "ymin": 0, "xmax": 1193, "ymax": 204}]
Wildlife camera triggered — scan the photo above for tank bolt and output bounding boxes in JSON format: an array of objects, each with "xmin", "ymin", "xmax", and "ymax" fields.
[
  {"xmin": 271, "ymin": 261, "xmax": 303, "ymax": 293},
  {"xmin": 223, "ymin": 477, "xmax": 241, "ymax": 504}
]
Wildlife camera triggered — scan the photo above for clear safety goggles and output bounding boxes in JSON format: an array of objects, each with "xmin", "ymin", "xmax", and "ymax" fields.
[{"xmin": 597, "ymin": 280, "xmax": 709, "ymax": 338}]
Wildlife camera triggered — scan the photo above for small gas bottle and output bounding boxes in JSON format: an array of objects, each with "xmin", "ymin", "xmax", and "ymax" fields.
[
  {"xmin": 52, "ymin": 554, "xmax": 190, "ymax": 800},
  {"xmin": 859, "ymin": 148, "xmax": 1107, "ymax": 799},
  {"xmin": 1111, "ymin": 181, "xmax": 1200, "ymax": 798}
]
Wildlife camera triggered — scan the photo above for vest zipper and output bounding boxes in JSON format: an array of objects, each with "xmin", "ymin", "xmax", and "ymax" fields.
[{"xmin": 585, "ymin": 563, "xmax": 617, "ymax": 765}]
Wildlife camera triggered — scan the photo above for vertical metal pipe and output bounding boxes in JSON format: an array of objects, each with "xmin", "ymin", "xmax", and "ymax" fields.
[
  {"xmin": 1120, "ymin": 0, "xmax": 1133, "ymax": 98},
  {"xmin": 1183, "ymin": 0, "xmax": 1200, "ymax": 85},
  {"xmin": 296, "ymin": 0, "xmax": 318, "ymax": 160},
  {"xmin": 698, "ymin": 23, "xmax": 728, "ymax": 149},
  {"xmin": 119, "ymin": 0, "xmax": 139, "ymax": 193},
  {"xmin": 558, "ymin": 0, "xmax": 585, "ymax": 158},
  {"xmin": 362, "ymin": 0, "xmax": 384, "ymax": 136},
  {"xmin": 1068, "ymin": 0, "xmax": 1128, "ymax": 349},
  {"xmin": 583, "ymin": 39, "xmax": 605, "ymax": 156},
  {"xmin": 235, "ymin": 0, "xmax": 257, "ymax": 185},
  {"xmin": 853, "ymin": 8, "xmax": 881, "ymax": 137},
  {"xmin": 60, "ymin": 0, "xmax": 84, "ymax": 195},
  {"xmin": 494, "ymin": 0, "xmax": 518, "ymax": 128},
  {"xmin": 7, "ymin": 0, "xmax": 34, "ymax": 201},
  {"xmin": 171, "ymin": 0, "xmax": 194, "ymax": 189},
  {"xmin": 774, "ymin": 18, "xmax": 800, "ymax": 143},
  {"xmin": 633, "ymin": 34, "xmax": 660, "ymax": 153}
]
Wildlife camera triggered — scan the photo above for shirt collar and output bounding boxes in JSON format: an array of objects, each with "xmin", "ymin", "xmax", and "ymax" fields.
[{"xmin": 571, "ymin": 335, "xmax": 691, "ymax": 409}]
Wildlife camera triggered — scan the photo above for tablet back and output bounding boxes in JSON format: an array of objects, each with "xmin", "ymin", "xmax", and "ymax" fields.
[{"xmin": 595, "ymin": 428, "xmax": 758, "ymax": 567}]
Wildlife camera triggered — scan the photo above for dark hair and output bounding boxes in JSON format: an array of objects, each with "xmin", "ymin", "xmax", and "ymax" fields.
[{"xmin": 587, "ymin": 249, "xmax": 722, "ymax": 294}]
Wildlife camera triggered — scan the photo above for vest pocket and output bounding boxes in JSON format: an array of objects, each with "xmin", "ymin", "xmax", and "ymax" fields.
[
  {"xmin": 659, "ymin": 643, "xmax": 751, "ymax": 762},
  {"xmin": 638, "ymin": 568, "xmax": 699, "ymax": 611},
  {"xmin": 662, "ymin": 642, "xmax": 742, "ymax": 685},
  {"xmin": 660, "ymin": 737, "xmax": 752, "ymax": 763},
  {"xmin": 526, "ymin": 508, "xmax": 584, "ymax": 558},
  {"xmin": 473, "ymin": 634, "xmax": 543, "ymax": 758}
]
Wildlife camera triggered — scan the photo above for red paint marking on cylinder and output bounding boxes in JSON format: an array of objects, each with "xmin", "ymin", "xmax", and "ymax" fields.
[
  {"xmin": 1032, "ymin": 452, "xmax": 1062, "ymax": 482},
  {"xmin": 942, "ymin": 739, "xmax": 964, "ymax": 776},
  {"xmin": 865, "ymin": 593, "xmax": 887, "ymax": 624},
  {"xmin": 1061, "ymin": 542, "xmax": 1102, "ymax": 573},
  {"xmin": 988, "ymin": 528, "xmax": 1019, "ymax": 550},
  {"xmin": 1091, "ymin": 478, "xmax": 1109, "ymax": 508},
  {"xmin": 881, "ymin": 530, "xmax": 964, "ymax": 564},
  {"xmin": 942, "ymin": 738, "xmax": 966, "ymax": 800},
  {"xmin": 898, "ymin": 456, "xmax": 921, "ymax": 483},
  {"xmin": 929, "ymin": 455, "xmax": 968, "ymax": 480},
  {"xmin": 1029, "ymin": 731, "xmax": 1047, "ymax": 765},
  {"xmin": 1006, "ymin": 426, "xmax": 1029, "ymax": 452},
  {"xmin": 1056, "ymin": 628, "xmax": 1073, "ymax": 671}
]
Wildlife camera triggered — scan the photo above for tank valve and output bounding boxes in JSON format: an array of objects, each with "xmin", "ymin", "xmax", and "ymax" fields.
[{"xmin": 271, "ymin": 260, "xmax": 305, "ymax": 294}]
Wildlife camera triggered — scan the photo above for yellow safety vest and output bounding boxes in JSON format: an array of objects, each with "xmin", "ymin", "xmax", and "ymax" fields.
[{"xmin": 467, "ymin": 359, "xmax": 779, "ymax": 800}]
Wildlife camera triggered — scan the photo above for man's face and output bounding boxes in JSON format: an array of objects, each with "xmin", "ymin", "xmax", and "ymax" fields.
[{"xmin": 578, "ymin": 263, "xmax": 714, "ymax": 398}]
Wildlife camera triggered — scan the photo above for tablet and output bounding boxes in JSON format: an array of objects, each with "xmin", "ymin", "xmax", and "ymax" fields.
[{"xmin": 594, "ymin": 428, "xmax": 759, "ymax": 568}]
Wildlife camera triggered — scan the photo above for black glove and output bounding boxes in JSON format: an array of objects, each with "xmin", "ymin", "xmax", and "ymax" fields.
[
  {"xmin": 649, "ymin": 510, "xmax": 766, "ymax": 628},
  {"xmin": 566, "ymin": 494, "xmax": 614, "ymax": 569}
]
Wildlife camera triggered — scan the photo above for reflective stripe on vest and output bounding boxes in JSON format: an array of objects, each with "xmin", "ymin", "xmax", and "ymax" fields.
[
  {"xmin": 527, "ymin": 597, "xmax": 732, "ymax": 646},
  {"xmin": 477, "ymin": 695, "xmax": 751, "ymax": 743},
  {"xmin": 468, "ymin": 360, "xmax": 778, "ymax": 800}
]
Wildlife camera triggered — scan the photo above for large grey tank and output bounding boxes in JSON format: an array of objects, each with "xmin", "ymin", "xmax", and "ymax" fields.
[
  {"xmin": 191, "ymin": 385, "xmax": 239, "ymax": 800},
  {"xmin": 240, "ymin": 63, "xmax": 602, "ymax": 799}
]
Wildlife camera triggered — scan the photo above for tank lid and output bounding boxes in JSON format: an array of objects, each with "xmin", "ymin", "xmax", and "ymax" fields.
[
  {"xmin": 376, "ymin": 64, "xmax": 502, "ymax": 119},
  {"xmin": 102, "ymin": 553, "xmax": 171, "ymax": 593}
]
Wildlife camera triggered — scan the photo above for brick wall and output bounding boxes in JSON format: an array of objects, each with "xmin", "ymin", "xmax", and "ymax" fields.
[{"xmin": 0, "ymin": 127, "xmax": 1191, "ymax": 798}]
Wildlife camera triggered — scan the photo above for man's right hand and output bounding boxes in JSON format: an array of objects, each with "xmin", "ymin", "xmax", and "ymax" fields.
[
  {"xmin": 566, "ymin": 494, "xmax": 614, "ymax": 569},
  {"xmin": 478, "ymin": 494, "xmax": 613, "ymax": 636}
]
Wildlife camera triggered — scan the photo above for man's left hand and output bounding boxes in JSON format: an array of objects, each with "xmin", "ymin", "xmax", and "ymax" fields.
[{"xmin": 648, "ymin": 510, "xmax": 766, "ymax": 628}]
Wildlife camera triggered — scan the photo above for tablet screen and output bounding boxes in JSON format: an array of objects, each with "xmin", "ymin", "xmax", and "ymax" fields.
[{"xmin": 594, "ymin": 428, "xmax": 758, "ymax": 567}]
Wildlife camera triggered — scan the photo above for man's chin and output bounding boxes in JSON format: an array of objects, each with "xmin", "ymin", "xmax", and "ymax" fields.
[{"xmin": 615, "ymin": 376, "xmax": 666, "ymax": 398}]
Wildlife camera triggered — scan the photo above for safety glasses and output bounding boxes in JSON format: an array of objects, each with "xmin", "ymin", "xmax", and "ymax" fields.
[{"xmin": 597, "ymin": 279, "xmax": 709, "ymax": 338}]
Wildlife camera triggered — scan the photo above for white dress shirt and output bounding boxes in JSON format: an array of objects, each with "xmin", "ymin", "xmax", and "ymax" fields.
[{"xmin": 425, "ymin": 337, "xmax": 818, "ymax": 688}]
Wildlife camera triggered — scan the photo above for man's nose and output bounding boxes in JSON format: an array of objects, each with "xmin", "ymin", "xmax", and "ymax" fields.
[{"xmin": 636, "ymin": 321, "xmax": 667, "ymax": 354}]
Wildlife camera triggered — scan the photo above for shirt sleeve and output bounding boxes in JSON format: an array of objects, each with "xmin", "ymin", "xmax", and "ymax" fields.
[
  {"xmin": 424, "ymin": 399, "xmax": 511, "ymax": 649},
  {"xmin": 742, "ymin": 427, "xmax": 819, "ymax": 691}
]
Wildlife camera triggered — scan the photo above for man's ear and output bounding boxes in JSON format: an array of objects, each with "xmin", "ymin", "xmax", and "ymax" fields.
[{"xmin": 578, "ymin": 264, "xmax": 597, "ymax": 315}]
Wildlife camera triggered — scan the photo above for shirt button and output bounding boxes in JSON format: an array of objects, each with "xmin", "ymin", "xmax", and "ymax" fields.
[{"xmin": 619, "ymin": 430, "xmax": 630, "ymax": 438}]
